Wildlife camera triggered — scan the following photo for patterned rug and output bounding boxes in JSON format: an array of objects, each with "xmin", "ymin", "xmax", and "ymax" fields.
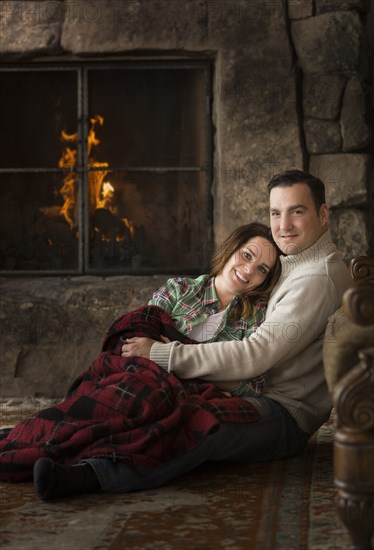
[{"xmin": 0, "ymin": 398, "xmax": 352, "ymax": 549}]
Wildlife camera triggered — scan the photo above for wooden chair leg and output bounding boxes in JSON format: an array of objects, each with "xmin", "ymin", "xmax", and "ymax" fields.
[
  {"xmin": 333, "ymin": 349, "xmax": 374, "ymax": 550},
  {"xmin": 336, "ymin": 493, "xmax": 374, "ymax": 550}
]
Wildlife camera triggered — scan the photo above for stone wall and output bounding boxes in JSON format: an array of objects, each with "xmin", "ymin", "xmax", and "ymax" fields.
[
  {"xmin": 0, "ymin": 275, "xmax": 165, "ymax": 397},
  {"xmin": 290, "ymin": 0, "xmax": 373, "ymax": 260},
  {"xmin": 0, "ymin": 0, "xmax": 373, "ymax": 396}
]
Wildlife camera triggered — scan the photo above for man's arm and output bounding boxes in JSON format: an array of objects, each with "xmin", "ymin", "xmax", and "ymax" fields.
[{"xmin": 150, "ymin": 273, "xmax": 340, "ymax": 381}]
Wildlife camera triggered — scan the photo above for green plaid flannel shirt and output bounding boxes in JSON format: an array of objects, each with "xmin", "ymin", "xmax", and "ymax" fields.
[{"xmin": 148, "ymin": 274, "xmax": 267, "ymax": 397}]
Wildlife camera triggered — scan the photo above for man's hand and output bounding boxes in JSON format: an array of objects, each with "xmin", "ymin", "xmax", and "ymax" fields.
[{"xmin": 121, "ymin": 335, "xmax": 170, "ymax": 359}]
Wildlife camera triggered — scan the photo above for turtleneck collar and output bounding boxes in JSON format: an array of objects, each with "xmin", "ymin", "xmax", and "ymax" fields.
[{"xmin": 279, "ymin": 230, "xmax": 337, "ymax": 273}]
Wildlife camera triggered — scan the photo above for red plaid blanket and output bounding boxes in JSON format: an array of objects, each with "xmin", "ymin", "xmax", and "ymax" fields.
[{"xmin": 0, "ymin": 306, "xmax": 260, "ymax": 482}]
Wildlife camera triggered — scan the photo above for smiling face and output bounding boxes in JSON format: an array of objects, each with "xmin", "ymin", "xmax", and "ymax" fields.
[
  {"xmin": 269, "ymin": 183, "xmax": 329, "ymax": 255},
  {"xmin": 214, "ymin": 236, "xmax": 278, "ymax": 305}
]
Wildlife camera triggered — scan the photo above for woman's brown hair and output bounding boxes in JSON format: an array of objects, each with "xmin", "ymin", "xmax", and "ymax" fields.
[{"xmin": 210, "ymin": 222, "xmax": 281, "ymax": 321}]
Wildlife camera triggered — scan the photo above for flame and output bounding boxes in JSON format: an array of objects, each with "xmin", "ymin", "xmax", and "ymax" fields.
[
  {"xmin": 96, "ymin": 181, "xmax": 114, "ymax": 210},
  {"xmin": 58, "ymin": 135, "xmax": 78, "ymax": 229},
  {"xmin": 87, "ymin": 115, "xmax": 104, "ymax": 157},
  {"xmin": 57, "ymin": 115, "xmax": 108, "ymax": 229},
  {"xmin": 102, "ymin": 181, "xmax": 114, "ymax": 196},
  {"xmin": 61, "ymin": 130, "xmax": 78, "ymax": 143},
  {"xmin": 120, "ymin": 217, "xmax": 135, "ymax": 238},
  {"xmin": 89, "ymin": 162, "xmax": 109, "ymax": 215},
  {"xmin": 47, "ymin": 114, "xmax": 135, "ymax": 244}
]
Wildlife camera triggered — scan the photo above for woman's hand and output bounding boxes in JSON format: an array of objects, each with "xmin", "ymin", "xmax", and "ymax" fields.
[{"xmin": 121, "ymin": 335, "xmax": 170, "ymax": 359}]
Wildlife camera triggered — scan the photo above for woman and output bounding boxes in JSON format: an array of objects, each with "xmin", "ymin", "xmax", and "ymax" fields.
[
  {"xmin": 0, "ymin": 223, "xmax": 280, "ymax": 499},
  {"xmin": 145, "ymin": 221, "xmax": 281, "ymax": 396}
]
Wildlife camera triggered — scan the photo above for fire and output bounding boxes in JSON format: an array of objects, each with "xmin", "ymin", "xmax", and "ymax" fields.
[
  {"xmin": 43, "ymin": 114, "xmax": 135, "ymax": 243},
  {"xmin": 87, "ymin": 114, "xmax": 104, "ymax": 156},
  {"xmin": 121, "ymin": 217, "xmax": 135, "ymax": 238},
  {"xmin": 60, "ymin": 130, "xmax": 78, "ymax": 143},
  {"xmin": 102, "ymin": 181, "xmax": 114, "ymax": 199},
  {"xmin": 96, "ymin": 181, "xmax": 114, "ymax": 210},
  {"xmin": 58, "ymin": 136, "xmax": 78, "ymax": 229}
]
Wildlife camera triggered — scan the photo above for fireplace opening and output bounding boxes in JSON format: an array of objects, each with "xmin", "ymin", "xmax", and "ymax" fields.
[{"xmin": 0, "ymin": 62, "xmax": 213, "ymax": 275}]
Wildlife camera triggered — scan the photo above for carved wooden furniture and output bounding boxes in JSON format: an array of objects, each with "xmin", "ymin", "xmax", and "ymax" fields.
[{"xmin": 325, "ymin": 256, "xmax": 374, "ymax": 550}]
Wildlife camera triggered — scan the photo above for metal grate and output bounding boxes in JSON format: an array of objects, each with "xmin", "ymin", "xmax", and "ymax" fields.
[{"xmin": 0, "ymin": 61, "xmax": 213, "ymax": 275}]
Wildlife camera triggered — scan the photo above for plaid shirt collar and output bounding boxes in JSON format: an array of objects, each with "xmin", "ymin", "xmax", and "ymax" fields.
[{"xmin": 202, "ymin": 277, "xmax": 240, "ymax": 311}]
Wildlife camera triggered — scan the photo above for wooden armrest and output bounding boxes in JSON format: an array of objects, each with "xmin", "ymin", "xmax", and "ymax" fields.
[
  {"xmin": 343, "ymin": 256, "xmax": 374, "ymax": 326},
  {"xmin": 350, "ymin": 256, "xmax": 374, "ymax": 282},
  {"xmin": 343, "ymin": 283, "xmax": 374, "ymax": 326}
]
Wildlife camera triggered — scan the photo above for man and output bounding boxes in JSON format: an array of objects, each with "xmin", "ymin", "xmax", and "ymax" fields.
[
  {"xmin": 123, "ymin": 169, "xmax": 350, "ymax": 434},
  {"xmin": 34, "ymin": 170, "xmax": 352, "ymax": 498}
]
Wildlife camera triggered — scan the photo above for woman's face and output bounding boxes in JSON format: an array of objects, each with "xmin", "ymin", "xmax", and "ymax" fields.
[{"xmin": 218, "ymin": 236, "xmax": 277, "ymax": 295}]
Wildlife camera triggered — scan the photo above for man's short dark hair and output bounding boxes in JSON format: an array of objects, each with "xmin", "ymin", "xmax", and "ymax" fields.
[{"xmin": 267, "ymin": 169, "xmax": 326, "ymax": 210}]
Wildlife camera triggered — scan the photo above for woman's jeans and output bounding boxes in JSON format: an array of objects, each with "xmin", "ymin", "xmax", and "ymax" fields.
[{"xmin": 84, "ymin": 397, "xmax": 310, "ymax": 494}]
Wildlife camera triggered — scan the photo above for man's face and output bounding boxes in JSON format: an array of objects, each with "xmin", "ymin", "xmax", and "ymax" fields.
[{"xmin": 269, "ymin": 183, "xmax": 329, "ymax": 255}]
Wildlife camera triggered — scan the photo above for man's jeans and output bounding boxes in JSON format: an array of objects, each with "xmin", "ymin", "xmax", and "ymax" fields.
[{"xmin": 84, "ymin": 397, "xmax": 310, "ymax": 494}]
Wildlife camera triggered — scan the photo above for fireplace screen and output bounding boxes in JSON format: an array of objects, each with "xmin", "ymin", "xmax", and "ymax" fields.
[{"xmin": 0, "ymin": 62, "xmax": 212, "ymax": 274}]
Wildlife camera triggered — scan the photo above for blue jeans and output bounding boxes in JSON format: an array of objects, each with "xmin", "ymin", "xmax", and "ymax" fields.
[{"xmin": 84, "ymin": 397, "xmax": 310, "ymax": 494}]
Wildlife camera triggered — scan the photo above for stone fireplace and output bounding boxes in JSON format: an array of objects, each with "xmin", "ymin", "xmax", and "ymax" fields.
[
  {"xmin": 0, "ymin": 0, "xmax": 373, "ymax": 396},
  {"xmin": 0, "ymin": 61, "xmax": 212, "ymax": 274}
]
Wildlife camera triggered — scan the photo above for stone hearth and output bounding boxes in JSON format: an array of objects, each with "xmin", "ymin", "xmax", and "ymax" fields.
[{"xmin": 1, "ymin": 275, "xmax": 164, "ymax": 396}]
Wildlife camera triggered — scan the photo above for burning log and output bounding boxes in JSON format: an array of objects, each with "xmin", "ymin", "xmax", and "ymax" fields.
[
  {"xmin": 35, "ymin": 210, "xmax": 75, "ymax": 243},
  {"xmin": 93, "ymin": 208, "xmax": 126, "ymax": 242}
]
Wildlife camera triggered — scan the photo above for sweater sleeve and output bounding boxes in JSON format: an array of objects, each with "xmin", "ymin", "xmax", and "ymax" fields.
[{"xmin": 150, "ymin": 270, "xmax": 342, "ymax": 381}]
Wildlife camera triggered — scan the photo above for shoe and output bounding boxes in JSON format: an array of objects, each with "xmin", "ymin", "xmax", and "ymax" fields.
[{"xmin": 33, "ymin": 457, "xmax": 100, "ymax": 500}]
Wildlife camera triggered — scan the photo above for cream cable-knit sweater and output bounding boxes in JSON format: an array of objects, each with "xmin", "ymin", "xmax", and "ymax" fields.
[{"xmin": 150, "ymin": 231, "xmax": 352, "ymax": 434}]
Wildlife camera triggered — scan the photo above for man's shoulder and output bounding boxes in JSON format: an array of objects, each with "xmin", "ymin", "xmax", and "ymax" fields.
[{"xmin": 284, "ymin": 252, "xmax": 350, "ymax": 281}]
